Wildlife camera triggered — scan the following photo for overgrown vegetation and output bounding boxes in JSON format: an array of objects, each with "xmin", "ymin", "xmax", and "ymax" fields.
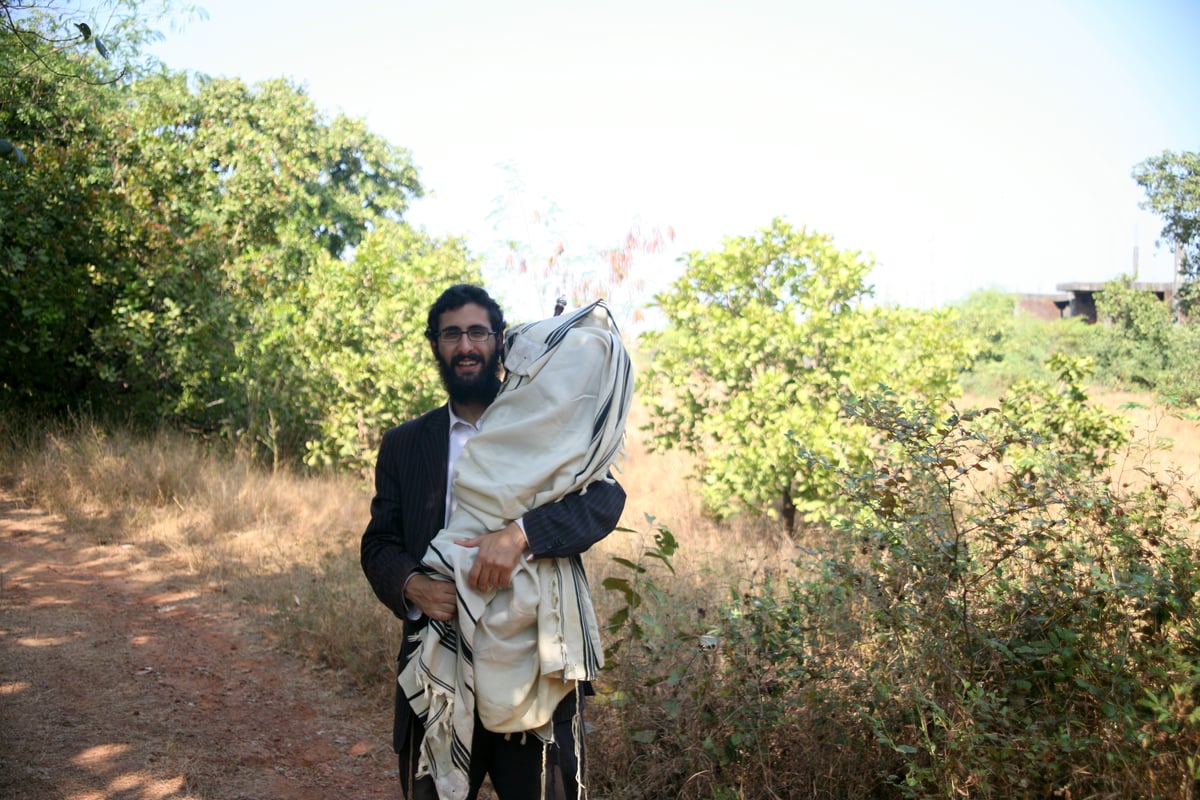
[
  {"xmin": 5, "ymin": 367, "xmax": 1198, "ymax": 798},
  {"xmin": 1134, "ymin": 150, "xmax": 1200, "ymax": 316},
  {"xmin": 952, "ymin": 288, "xmax": 1096, "ymax": 395},
  {"xmin": 591, "ymin": 368, "xmax": 1200, "ymax": 799},
  {"xmin": 640, "ymin": 219, "xmax": 974, "ymax": 535},
  {"xmin": 953, "ymin": 284, "xmax": 1200, "ymax": 413}
]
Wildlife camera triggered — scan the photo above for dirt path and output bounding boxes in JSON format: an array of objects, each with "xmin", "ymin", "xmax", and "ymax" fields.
[{"xmin": 0, "ymin": 495, "xmax": 397, "ymax": 800}]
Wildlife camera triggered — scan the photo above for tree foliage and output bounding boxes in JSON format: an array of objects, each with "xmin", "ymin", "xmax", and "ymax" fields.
[
  {"xmin": 1, "ymin": 0, "xmax": 149, "ymax": 409},
  {"xmin": 954, "ymin": 288, "xmax": 1099, "ymax": 396},
  {"xmin": 292, "ymin": 223, "xmax": 480, "ymax": 473},
  {"xmin": 1091, "ymin": 275, "xmax": 1174, "ymax": 389},
  {"xmin": 1090, "ymin": 280, "xmax": 1200, "ymax": 410},
  {"xmin": 640, "ymin": 218, "xmax": 976, "ymax": 533},
  {"xmin": 1133, "ymin": 149, "xmax": 1200, "ymax": 315},
  {"xmin": 0, "ymin": 1, "xmax": 478, "ymax": 467}
]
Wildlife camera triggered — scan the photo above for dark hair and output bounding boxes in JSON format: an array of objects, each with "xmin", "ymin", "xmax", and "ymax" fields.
[{"xmin": 425, "ymin": 284, "xmax": 506, "ymax": 340}]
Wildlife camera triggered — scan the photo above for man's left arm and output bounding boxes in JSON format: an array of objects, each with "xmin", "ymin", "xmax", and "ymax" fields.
[
  {"xmin": 463, "ymin": 476, "xmax": 626, "ymax": 591},
  {"xmin": 522, "ymin": 475, "xmax": 626, "ymax": 559}
]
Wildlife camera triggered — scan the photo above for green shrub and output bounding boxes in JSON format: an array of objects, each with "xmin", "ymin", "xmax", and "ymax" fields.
[
  {"xmin": 1092, "ymin": 276, "xmax": 1175, "ymax": 390},
  {"xmin": 726, "ymin": 379, "xmax": 1200, "ymax": 798},
  {"xmin": 955, "ymin": 290, "xmax": 1099, "ymax": 396},
  {"xmin": 597, "ymin": 369, "xmax": 1200, "ymax": 799},
  {"xmin": 1158, "ymin": 321, "xmax": 1200, "ymax": 411}
]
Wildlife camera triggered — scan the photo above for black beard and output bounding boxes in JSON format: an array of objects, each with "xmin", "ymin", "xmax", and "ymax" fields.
[{"xmin": 437, "ymin": 349, "xmax": 502, "ymax": 407}]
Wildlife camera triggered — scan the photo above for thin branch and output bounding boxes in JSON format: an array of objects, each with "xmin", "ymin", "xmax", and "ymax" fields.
[{"xmin": 1, "ymin": 3, "xmax": 127, "ymax": 85}]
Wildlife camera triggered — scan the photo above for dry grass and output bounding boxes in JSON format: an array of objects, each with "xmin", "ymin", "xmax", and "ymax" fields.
[
  {"xmin": 1098, "ymin": 390, "xmax": 1200, "ymax": 490},
  {"xmin": 959, "ymin": 390, "xmax": 1200, "ymax": 503},
  {"xmin": 0, "ymin": 415, "xmax": 397, "ymax": 692},
  {"xmin": 4, "ymin": 391, "xmax": 1197, "ymax": 656}
]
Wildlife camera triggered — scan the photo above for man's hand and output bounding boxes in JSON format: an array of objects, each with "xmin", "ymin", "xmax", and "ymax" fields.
[
  {"xmin": 404, "ymin": 574, "xmax": 457, "ymax": 621},
  {"xmin": 461, "ymin": 521, "xmax": 528, "ymax": 592}
]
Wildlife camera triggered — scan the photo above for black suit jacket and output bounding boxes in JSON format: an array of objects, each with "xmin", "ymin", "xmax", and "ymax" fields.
[{"xmin": 360, "ymin": 404, "xmax": 626, "ymax": 752}]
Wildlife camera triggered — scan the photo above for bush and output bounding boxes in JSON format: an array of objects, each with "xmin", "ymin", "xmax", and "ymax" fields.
[
  {"xmin": 1158, "ymin": 321, "xmax": 1200, "ymax": 411},
  {"xmin": 955, "ymin": 290, "xmax": 1099, "ymax": 396},
  {"xmin": 722, "ymin": 380, "xmax": 1200, "ymax": 798},
  {"xmin": 596, "ymin": 370, "xmax": 1200, "ymax": 799},
  {"xmin": 1092, "ymin": 277, "xmax": 1174, "ymax": 390}
]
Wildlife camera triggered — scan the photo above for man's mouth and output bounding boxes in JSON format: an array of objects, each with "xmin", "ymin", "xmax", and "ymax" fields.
[{"xmin": 453, "ymin": 355, "xmax": 482, "ymax": 374}]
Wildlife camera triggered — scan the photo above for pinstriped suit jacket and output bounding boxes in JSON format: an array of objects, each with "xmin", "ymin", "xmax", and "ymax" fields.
[{"xmin": 360, "ymin": 403, "xmax": 626, "ymax": 753}]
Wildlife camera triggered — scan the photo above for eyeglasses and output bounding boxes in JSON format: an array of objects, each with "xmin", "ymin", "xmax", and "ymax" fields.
[{"xmin": 434, "ymin": 326, "xmax": 496, "ymax": 344}]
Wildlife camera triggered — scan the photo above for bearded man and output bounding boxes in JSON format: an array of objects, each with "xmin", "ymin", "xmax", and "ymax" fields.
[{"xmin": 361, "ymin": 284, "xmax": 626, "ymax": 800}]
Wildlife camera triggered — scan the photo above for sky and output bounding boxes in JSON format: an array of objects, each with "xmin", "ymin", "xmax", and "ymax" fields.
[{"xmin": 143, "ymin": 0, "xmax": 1200, "ymax": 319}]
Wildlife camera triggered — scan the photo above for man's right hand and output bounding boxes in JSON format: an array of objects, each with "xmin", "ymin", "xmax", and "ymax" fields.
[{"xmin": 405, "ymin": 574, "xmax": 457, "ymax": 621}]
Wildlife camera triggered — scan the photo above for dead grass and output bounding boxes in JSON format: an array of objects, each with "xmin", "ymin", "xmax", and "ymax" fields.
[
  {"xmin": 4, "ymin": 390, "xmax": 1196, "ymax": 652},
  {"xmin": 1097, "ymin": 390, "xmax": 1200, "ymax": 491},
  {"xmin": 0, "ymin": 414, "xmax": 397, "ymax": 691}
]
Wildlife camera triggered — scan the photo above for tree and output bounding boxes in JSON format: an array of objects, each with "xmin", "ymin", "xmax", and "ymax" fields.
[
  {"xmin": 953, "ymin": 288, "xmax": 1099, "ymax": 395},
  {"xmin": 1133, "ymin": 150, "xmax": 1200, "ymax": 315},
  {"xmin": 640, "ymin": 218, "xmax": 975, "ymax": 534},
  {"xmin": 0, "ymin": 0, "xmax": 151, "ymax": 410},
  {"xmin": 89, "ymin": 71, "xmax": 424, "ymax": 436},
  {"xmin": 0, "ymin": 1, "xmax": 545, "ymax": 473},
  {"xmin": 1, "ymin": 5, "xmax": 451, "ymax": 470},
  {"xmin": 0, "ymin": 0, "xmax": 186, "ymax": 152},
  {"xmin": 292, "ymin": 221, "xmax": 481, "ymax": 474}
]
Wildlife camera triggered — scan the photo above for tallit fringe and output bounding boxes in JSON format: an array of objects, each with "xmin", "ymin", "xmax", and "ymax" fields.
[{"xmin": 573, "ymin": 682, "xmax": 588, "ymax": 799}]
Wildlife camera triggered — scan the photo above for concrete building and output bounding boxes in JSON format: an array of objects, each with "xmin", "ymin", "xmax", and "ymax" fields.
[{"xmin": 1015, "ymin": 282, "xmax": 1179, "ymax": 323}]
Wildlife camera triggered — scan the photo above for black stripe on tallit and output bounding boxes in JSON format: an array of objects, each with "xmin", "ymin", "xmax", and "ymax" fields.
[
  {"xmin": 427, "ymin": 542, "xmax": 457, "ymax": 574},
  {"xmin": 430, "ymin": 618, "xmax": 458, "ymax": 653},
  {"xmin": 451, "ymin": 731, "xmax": 471, "ymax": 772},
  {"xmin": 574, "ymin": 329, "xmax": 631, "ymax": 484},
  {"xmin": 567, "ymin": 556, "xmax": 601, "ymax": 673}
]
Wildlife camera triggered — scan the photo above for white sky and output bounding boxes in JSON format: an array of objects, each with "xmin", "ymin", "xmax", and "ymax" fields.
[{"xmin": 145, "ymin": 0, "xmax": 1200, "ymax": 318}]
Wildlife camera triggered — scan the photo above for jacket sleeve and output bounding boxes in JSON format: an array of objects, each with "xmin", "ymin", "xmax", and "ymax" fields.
[
  {"xmin": 522, "ymin": 474, "xmax": 626, "ymax": 560},
  {"xmin": 360, "ymin": 428, "xmax": 423, "ymax": 620}
]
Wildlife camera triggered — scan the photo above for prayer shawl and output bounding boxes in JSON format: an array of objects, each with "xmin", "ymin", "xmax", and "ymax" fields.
[{"xmin": 398, "ymin": 299, "xmax": 634, "ymax": 800}]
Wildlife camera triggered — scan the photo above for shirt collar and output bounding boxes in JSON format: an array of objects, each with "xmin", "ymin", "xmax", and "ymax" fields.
[{"xmin": 448, "ymin": 402, "xmax": 482, "ymax": 431}]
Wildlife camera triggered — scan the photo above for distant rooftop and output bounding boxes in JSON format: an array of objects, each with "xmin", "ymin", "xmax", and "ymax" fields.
[{"xmin": 1056, "ymin": 281, "xmax": 1178, "ymax": 293}]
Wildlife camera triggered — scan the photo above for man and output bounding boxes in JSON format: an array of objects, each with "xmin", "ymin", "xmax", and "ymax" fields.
[{"xmin": 361, "ymin": 284, "xmax": 626, "ymax": 800}]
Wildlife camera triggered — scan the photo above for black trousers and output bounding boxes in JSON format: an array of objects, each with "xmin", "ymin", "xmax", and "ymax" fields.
[{"xmin": 400, "ymin": 691, "xmax": 585, "ymax": 800}]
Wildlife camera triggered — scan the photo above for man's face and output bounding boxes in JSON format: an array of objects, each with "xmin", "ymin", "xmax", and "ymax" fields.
[{"xmin": 432, "ymin": 302, "xmax": 503, "ymax": 407}]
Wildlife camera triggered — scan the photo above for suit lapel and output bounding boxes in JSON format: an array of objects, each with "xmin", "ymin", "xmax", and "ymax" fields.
[{"xmin": 414, "ymin": 405, "xmax": 450, "ymax": 535}]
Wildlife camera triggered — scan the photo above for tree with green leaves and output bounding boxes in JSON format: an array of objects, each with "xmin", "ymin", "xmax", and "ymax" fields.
[
  {"xmin": 293, "ymin": 221, "xmax": 482, "ymax": 473},
  {"xmin": 640, "ymin": 218, "xmax": 975, "ymax": 534},
  {"xmin": 0, "ymin": 0, "xmax": 166, "ymax": 410},
  {"xmin": 1133, "ymin": 150, "xmax": 1199, "ymax": 315},
  {"xmin": 1, "ymin": 2, "xmax": 480, "ymax": 469},
  {"xmin": 93, "ymin": 72, "xmax": 425, "ymax": 436},
  {"xmin": 953, "ymin": 288, "xmax": 1099, "ymax": 396}
]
